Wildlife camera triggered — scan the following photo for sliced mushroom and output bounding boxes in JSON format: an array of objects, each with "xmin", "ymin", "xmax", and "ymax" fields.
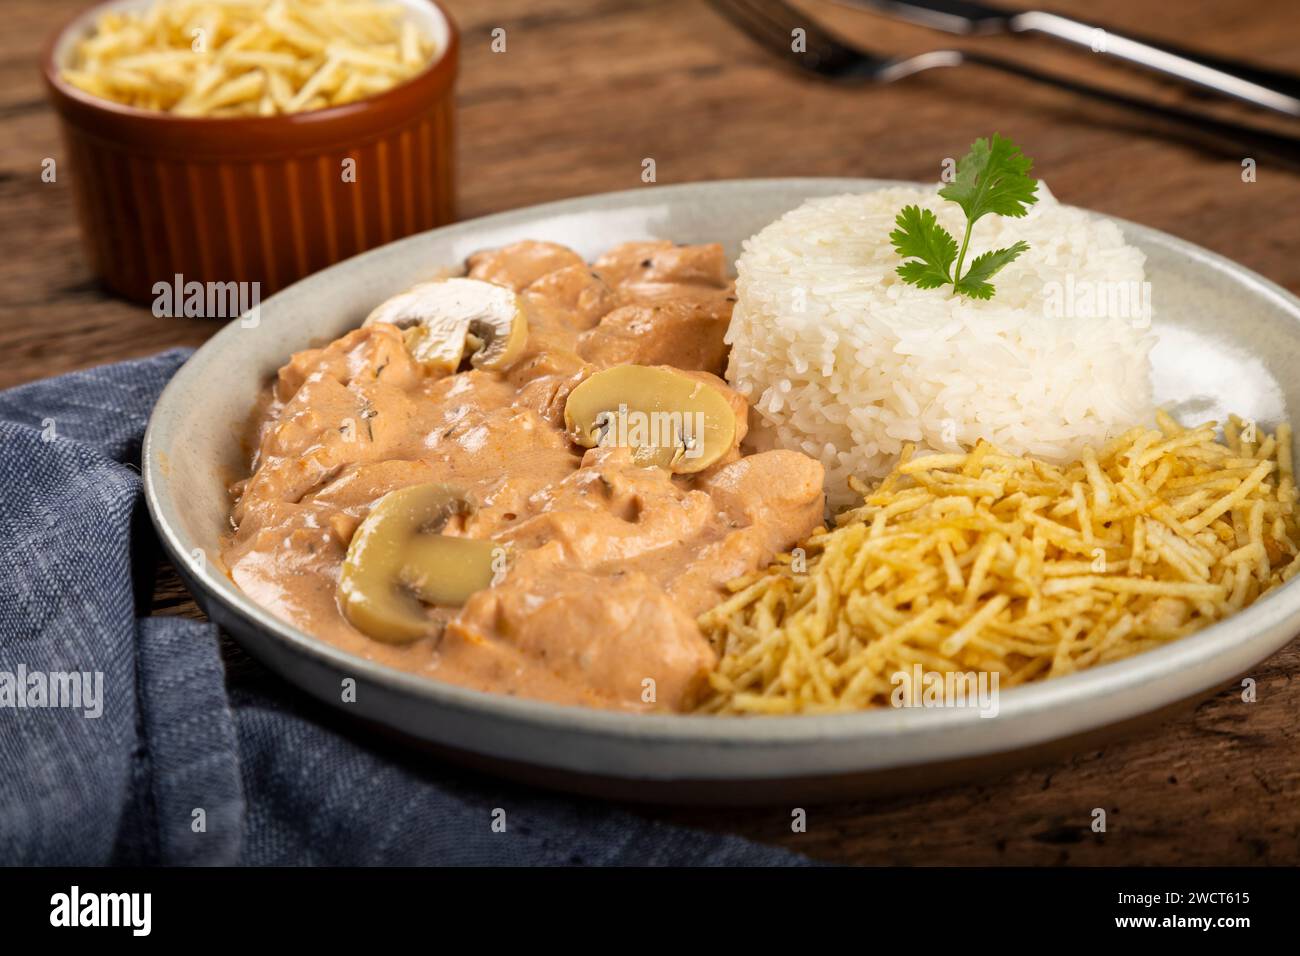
[
  {"xmin": 363, "ymin": 278, "xmax": 528, "ymax": 375},
  {"xmin": 338, "ymin": 483, "xmax": 500, "ymax": 644},
  {"xmin": 563, "ymin": 365, "xmax": 737, "ymax": 474}
]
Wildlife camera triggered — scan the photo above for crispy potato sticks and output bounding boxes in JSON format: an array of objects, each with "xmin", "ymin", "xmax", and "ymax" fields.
[
  {"xmin": 62, "ymin": 0, "xmax": 435, "ymax": 116},
  {"xmin": 696, "ymin": 413, "xmax": 1299, "ymax": 715}
]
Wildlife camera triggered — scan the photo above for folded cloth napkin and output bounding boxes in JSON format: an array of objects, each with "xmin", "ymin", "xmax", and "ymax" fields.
[{"xmin": 0, "ymin": 350, "xmax": 805, "ymax": 866}]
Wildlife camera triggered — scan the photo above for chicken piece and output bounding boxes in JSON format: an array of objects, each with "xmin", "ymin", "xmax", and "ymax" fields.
[
  {"xmin": 240, "ymin": 380, "xmax": 426, "ymax": 513},
  {"xmin": 669, "ymin": 450, "xmax": 827, "ymax": 612},
  {"xmin": 696, "ymin": 449, "xmax": 824, "ymax": 527},
  {"xmin": 577, "ymin": 298, "xmax": 733, "ymax": 375},
  {"xmin": 466, "ymin": 240, "xmax": 585, "ymax": 291},
  {"xmin": 523, "ymin": 264, "xmax": 616, "ymax": 331},
  {"xmin": 445, "ymin": 564, "xmax": 715, "ymax": 711},
  {"xmin": 273, "ymin": 323, "xmax": 420, "ymax": 403},
  {"xmin": 498, "ymin": 447, "xmax": 722, "ymax": 569},
  {"xmin": 593, "ymin": 240, "xmax": 729, "ymax": 291}
]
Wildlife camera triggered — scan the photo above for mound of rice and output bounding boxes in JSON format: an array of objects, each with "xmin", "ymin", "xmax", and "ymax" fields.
[{"xmin": 726, "ymin": 183, "xmax": 1156, "ymax": 507}]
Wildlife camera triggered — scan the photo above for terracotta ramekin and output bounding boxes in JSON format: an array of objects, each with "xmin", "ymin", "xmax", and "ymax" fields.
[{"xmin": 42, "ymin": 0, "xmax": 459, "ymax": 305}]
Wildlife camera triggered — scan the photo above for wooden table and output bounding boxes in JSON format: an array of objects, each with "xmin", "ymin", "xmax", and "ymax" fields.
[{"xmin": 3, "ymin": 0, "xmax": 1298, "ymax": 865}]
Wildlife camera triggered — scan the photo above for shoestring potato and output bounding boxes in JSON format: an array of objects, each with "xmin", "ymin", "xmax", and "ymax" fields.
[{"xmin": 697, "ymin": 412, "xmax": 1299, "ymax": 715}]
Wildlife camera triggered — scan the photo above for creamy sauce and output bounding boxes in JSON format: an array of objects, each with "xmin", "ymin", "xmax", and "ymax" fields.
[{"xmin": 223, "ymin": 240, "xmax": 826, "ymax": 712}]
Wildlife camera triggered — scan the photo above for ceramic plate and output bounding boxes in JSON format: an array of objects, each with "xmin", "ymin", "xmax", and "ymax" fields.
[{"xmin": 142, "ymin": 180, "xmax": 1300, "ymax": 804}]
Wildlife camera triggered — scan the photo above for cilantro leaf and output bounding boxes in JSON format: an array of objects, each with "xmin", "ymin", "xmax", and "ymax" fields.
[
  {"xmin": 897, "ymin": 260, "xmax": 954, "ymax": 289},
  {"xmin": 953, "ymin": 241, "xmax": 1030, "ymax": 300},
  {"xmin": 889, "ymin": 133, "xmax": 1039, "ymax": 299},
  {"xmin": 889, "ymin": 205, "xmax": 957, "ymax": 290},
  {"xmin": 939, "ymin": 133, "xmax": 1039, "ymax": 222}
]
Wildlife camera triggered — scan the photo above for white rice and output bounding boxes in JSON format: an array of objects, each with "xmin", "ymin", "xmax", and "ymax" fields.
[{"xmin": 726, "ymin": 182, "xmax": 1156, "ymax": 507}]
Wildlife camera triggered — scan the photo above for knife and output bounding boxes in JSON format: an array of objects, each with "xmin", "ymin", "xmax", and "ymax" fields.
[{"xmin": 838, "ymin": 0, "xmax": 1300, "ymax": 117}]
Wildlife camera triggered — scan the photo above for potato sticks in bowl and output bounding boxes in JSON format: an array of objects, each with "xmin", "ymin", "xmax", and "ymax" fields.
[{"xmin": 62, "ymin": 0, "xmax": 436, "ymax": 116}]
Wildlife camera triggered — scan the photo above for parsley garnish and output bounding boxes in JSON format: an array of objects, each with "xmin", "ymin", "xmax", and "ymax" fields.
[{"xmin": 889, "ymin": 134, "xmax": 1039, "ymax": 300}]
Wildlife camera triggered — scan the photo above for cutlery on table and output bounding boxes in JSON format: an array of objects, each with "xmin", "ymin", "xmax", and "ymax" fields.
[
  {"xmin": 838, "ymin": 0, "xmax": 1300, "ymax": 117},
  {"xmin": 707, "ymin": 0, "xmax": 1300, "ymax": 166}
]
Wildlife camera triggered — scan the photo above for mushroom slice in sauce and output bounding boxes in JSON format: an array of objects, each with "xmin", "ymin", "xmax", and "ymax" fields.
[
  {"xmin": 338, "ymin": 483, "xmax": 500, "ymax": 644},
  {"xmin": 363, "ymin": 278, "xmax": 529, "ymax": 374},
  {"xmin": 563, "ymin": 365, "xmax": 738, "ymax": 474}
]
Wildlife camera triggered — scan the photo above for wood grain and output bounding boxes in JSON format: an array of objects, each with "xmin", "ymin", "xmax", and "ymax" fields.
[{"xmin": 2, "ymin": 0, "xmax": 1298, "ymax": 865}]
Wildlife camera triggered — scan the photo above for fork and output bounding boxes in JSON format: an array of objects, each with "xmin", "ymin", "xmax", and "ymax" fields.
[{"xmin": 707, "ymin": 0, "xmax": 1300, "ymax": 167}]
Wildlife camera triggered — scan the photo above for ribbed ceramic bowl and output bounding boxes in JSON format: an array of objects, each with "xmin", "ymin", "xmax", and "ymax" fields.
[
  {"xmin": 42, "ymin": 0, "xmax": 458, "ymax": 303},
  {"xmin": 143, "ymin": 180, "xmax": 1300, "ymax": 805}
]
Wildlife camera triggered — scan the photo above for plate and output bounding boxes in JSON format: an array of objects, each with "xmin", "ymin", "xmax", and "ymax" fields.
[{"xmin": 143, "ymin": 179, "xmax": 1300, "ymax": 804}]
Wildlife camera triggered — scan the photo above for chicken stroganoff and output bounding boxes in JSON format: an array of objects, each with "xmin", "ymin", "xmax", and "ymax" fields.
[{"xmin": 223, "ymin": 240, "xmax": 826, "ymax": 712}]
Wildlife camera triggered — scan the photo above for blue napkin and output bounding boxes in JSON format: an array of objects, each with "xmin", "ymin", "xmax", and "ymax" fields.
[{"xmin": 0, "ymin": 350, "xmax": 805, "ymax": 866}]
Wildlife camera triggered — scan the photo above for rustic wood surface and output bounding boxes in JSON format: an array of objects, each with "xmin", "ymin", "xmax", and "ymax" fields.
[{"xmin": 2, "ymin": 0, "xmax": 1298, "ymax": 865}]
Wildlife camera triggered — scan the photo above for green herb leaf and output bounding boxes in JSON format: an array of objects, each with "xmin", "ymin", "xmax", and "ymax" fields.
[
  {"xmin": 890, "ymin": 133, "xmax": 1039, "ymax": 299},
  {"xmin": 953, "ymin": 241, "xmax": 1030, "ymax": 300},
  {"xmin": 889, "ymin": 205, "xmax": 957, "ymax": 289},
  {"xmin": 939, "ymin": 133, "xmax": 1039, "ymax": 223}
]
